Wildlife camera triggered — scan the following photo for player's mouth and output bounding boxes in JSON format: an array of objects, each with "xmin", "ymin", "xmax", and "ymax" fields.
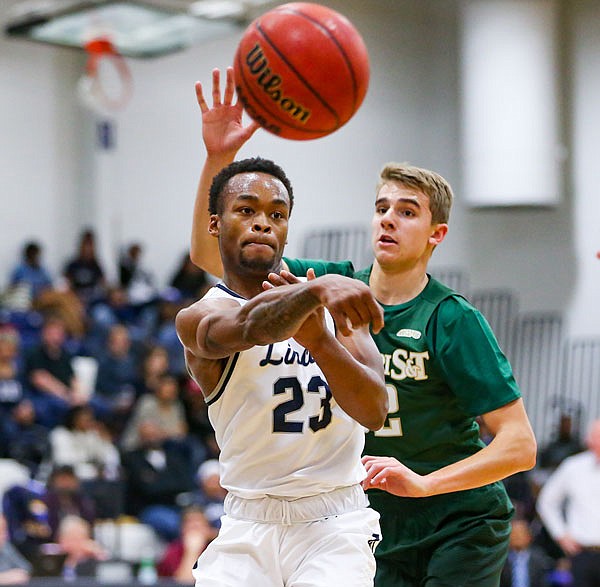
[
  {"xmin": 243, "ymin": 238, "xmax": 276, "ymax": 251},
  {"xmin": 378, "ymin": 234, "xmax": 397, "ymax": 246}
]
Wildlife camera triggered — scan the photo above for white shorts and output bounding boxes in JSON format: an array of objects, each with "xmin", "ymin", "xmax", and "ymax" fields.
[{"xmin": 192, "ymin": 485, "xmax": 381, "ymax": 587}]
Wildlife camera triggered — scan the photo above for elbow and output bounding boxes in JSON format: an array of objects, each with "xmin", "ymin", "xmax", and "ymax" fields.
[
  {"xmin": 524, "ymin": 437, "xmax": 538, "ymax": 471},
  {"xmin": 517, "ymin": 432, "xmax": 538, "ymax": 472},
  {"xmin": 189, "ymin": 248, "xmax": 201, "ymax": 268}
]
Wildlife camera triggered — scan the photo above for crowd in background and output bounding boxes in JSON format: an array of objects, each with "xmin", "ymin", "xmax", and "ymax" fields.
[
  {"xmin": 0, "ymin": 228, "xmax": 597, "ymax": 585},
  {"xmin": 0, "ymin": 229, "xmax": 223, "ymax": 583}
]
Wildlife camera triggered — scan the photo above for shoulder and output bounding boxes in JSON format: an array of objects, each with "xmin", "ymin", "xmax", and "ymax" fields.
[
  {"xmin": 284, "ymin": 258, "xmax": 355, "ymax": 277},
  {"xmin": 559, "ymin": 450, "xmax": 592, "ymax": 469},
  {"xmin": 177, "ymin": 287, "xmax": 240, "ymax": 327},
  {"xmin": 431, "ymin": 285, "xmax": 486, "ymax": 328}
]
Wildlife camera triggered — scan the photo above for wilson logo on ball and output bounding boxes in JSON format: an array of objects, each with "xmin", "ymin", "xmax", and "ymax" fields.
[
  {"xmin": 244, "ymin": 44, "xmax": 312, "ymax": 125},
  {"xmin": 234, "ymin": 2, "xmax": 370, "ymax": 141}
]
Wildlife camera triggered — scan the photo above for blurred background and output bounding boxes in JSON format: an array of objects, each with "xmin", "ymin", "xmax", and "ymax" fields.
[{"xmin": 0, "ymin": 1, "xmax": 598, "ymax": 582}]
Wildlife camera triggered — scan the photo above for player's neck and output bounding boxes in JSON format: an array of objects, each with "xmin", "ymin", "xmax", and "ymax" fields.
[
  {"xmin": 221, "ymin": 272, "xmax": 266, "ymax": 299},
  {"xmin": 369, "ymin": 261, "xmax": 429, "ymax": 306}
]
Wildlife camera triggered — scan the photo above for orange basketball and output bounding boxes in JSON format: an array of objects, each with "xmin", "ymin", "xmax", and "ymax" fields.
[{"xmin": 233, "ymin": 2, "xmax": 370, "ymax": 140}]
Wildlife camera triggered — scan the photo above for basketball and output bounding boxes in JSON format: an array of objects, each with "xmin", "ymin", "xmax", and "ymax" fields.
[{"xmin": 233, "ymin": 2, "xmax": 370, "ymax": 140}]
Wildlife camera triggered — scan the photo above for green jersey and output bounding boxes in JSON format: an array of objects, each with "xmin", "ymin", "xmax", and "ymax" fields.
[
  {"xmin": 284, "ymin": 258, "xmax": 519, "ymax": 585},
  {"xmin": 284, "ymin": 258, "xmax": 521, "ymax": 473}
]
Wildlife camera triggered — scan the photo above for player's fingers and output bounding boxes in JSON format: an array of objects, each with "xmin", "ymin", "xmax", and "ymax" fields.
[
  {"xmin": 267, "ymin": 272, "xmax": 289, "ymax": 286},
  {"xmin": 306, "ymin": 268, "xmax": 316, "ymax": 281},
  {"xmin": 262, "ymin": 280, "xmax": 274, "ymax": 291},
  {"xmin": 195, "ymin": 81, "xmax": 208, "ymax": 113},
  {"xmin": 343, "ymin": 303, "xmax": 370, "ymax": 330},
  {"xmin": 330, "ymin": 311, "xmax": 352, "ymax": 337},
  {"xmin": 371, "ymin": 468, "xmax": 392, "ymax": 486},
  {"xmin": 279, "ymin": 270, "xmax": 300, "ymax": 284},
  {"xmin": 347, "ymin": 293, "xmax": 384, "ymax": 333},
  {"xmin": 223, "ymin": 67, "xmax": 235, "ymax": 105},
  {"xmin": 212, "ymin": 68, "xmax": 222, "ymax": 105},
  {"xmin": 368, "ymin": 299, "xmax": 385, "ymax": 334}
]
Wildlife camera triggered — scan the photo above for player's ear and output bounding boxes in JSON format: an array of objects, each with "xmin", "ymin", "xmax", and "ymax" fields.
[
  {"xmin": 208, "ymin": 214, "xmax": 220, "ymax": 238},
  {"xmin": 428, "ymin": 223, "xmax": 448, "ymax": 247}
]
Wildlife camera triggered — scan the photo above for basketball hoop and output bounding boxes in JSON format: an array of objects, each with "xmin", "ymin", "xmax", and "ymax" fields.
[{"xmin": 77, "ymin": 37, "xmax": 133, "ymax": 114}]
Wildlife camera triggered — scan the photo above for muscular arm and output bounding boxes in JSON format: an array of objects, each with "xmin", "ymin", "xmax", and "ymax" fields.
[
  {"xmin": 363, "ymin": 398, "xmax": 536, "ymax": 496},
  {"xmin": 190, "ymin": 68, "xmax": 259, "ymax": 276},
  {"xmin": 264, "ymin": 270, "xmax": 387, "ymax": 430},
  {"xmin": 177, "ymin": 281, "xmax": 332, "ymax": 360},
  {"xmin": 308, "ymin": 326, "xmax": 387, "ymax": 431}
]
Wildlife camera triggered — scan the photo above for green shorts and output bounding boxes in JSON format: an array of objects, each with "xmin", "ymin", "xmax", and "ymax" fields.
[{"xmin": 369, "ymin": 483, "xmax": 513, "ymax": 587}]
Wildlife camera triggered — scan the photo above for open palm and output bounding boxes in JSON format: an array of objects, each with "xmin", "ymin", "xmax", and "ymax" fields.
[{"xmin": 195, "ymin": 67, "xmax": 260, "ymax": 156}]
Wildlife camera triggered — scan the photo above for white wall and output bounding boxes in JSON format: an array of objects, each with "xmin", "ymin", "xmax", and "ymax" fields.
[
  {"xmin": 0, "ymin": 0, "xmax": 599, "ymax": 337},
  {"xmin": 568, "ymin": 0, "xmax": 600, "ymax": 337},
  {"xmin": 0, "ymin": 3, "xmax": 86, "ymax": 280}
]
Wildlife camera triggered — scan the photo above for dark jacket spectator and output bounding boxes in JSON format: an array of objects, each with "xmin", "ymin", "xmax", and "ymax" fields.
[{"xmin": 121, "ymin": 421, "xmax": 195, "ymax": 541}]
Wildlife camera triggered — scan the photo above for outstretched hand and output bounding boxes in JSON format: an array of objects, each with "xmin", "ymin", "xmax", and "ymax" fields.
[
  {"xmin": 361, "ymin": 455, "xmax": 431, "ymax": 498},
  {"xmin": 195, "ymin": 67, "xmax": 260, "ymax": 156}
]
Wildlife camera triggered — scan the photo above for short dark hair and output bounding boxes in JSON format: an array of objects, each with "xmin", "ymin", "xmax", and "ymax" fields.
[
  {"xmin": 208, "ymin": 157, "xmax": 294, "ymax": 215},
  {"xmin": 23, "ymin": 241, "xmax": 41, "ymax": 261}
]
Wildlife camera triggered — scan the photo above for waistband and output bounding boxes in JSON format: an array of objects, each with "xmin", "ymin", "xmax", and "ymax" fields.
[{"xmin": 224, "ymin": 484, "xmax": 369, "ymax": 525}]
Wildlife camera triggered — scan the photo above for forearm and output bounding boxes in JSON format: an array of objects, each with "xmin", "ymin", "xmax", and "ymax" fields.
[
  {"xmin": 173, "ymin": 548, "xmax": 206, "ymax": 583},
  {"xmin": 190, "ymin": 153, "xmax": 234, "ymax": 277},
  {"xmin": 424, "ymin": 424, "xmax": 536, "ymax": 495},
  {"xmin": 241, "ymin": 283, "xmax": 322, "ymax": 346},
  {"xmin": 31, "ymin": 370, "xmax": 69, "ymax": 399},
  {"xmin": 309, "ymin": 337, "xmax": 387, "ymax": 430}
]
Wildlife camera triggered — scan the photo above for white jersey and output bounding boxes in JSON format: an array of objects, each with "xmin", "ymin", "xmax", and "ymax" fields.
[{"xmin": 201, "ymin": 283, "xmax": 367, "ymax": 500}]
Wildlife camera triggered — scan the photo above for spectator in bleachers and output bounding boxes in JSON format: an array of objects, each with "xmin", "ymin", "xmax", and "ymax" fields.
[
  {"xmin": 0, "ymin": 326, "xmax": 25, "ymax": 416},
  {"xmin": 44, "ymin": 465, "xmax": 96, "ymax": 542},
  {"xmin": 6, "ymin": 241, "xmax": 86, "ymax": 339},
  {"xmin": 1, "ymin": 399, "xmax": 49, "ymax": 477},
  {"xmin": 155, "ymin": 292, "xmax": 187, "ymax": 377},
  {"xmin": 86, "ymin": 285, "xmax": 138, "ymax": 355},
  {"xmin": 55, "ymin": 515, "xmax": 108, "ymax": 580},
  {"xmin": 500, "ymin": 518, "xmax": 554, "ymax": 587},
  {"xmin": 547, "ymin": 558, "xmax": 574, "ymax": 587},
  {"xmin": 537, "ymin": 418, "xmax": 600, "ymax": 587},
  {"xmin": 169, "ymin": 252, "xmax": 212, "ymax": 304},
  {"xmin": 118, "ymin": 242, "xmax": 158, "ymax": 308},
  {"xmin": 537, "ymin": 413, "xmax": 583, "ymax": 481},
  {"xmin": 2, "ymin": 477, "xmax": 52, "ymax": 559},
  {"xmin": 157, "ymin": 505, "xmax": 216, "ymax": 583},
  {"xmin": 135, "ymin": 344, "xmax": 170, "ymax": 398},
  {"xmin": 191, "ymin": 460, "xmax": 226, "ymax": 530},
  {"xmin": 7, "ymin": 241, "xmax": 52, "ymax": 308},
  {"xmin": 121, "ymin": 420, "xmax": 195, "ymax": 541},
  {"xmin": 23, "ymin": 315, "xmax": 87, "ymax": 428},
  {"xmin": 49, "ymin": 405, "xmax": 121, "ymax": 482},
  {"xmin": 0, "ymin": 512, "xmax": 31, "ymax": 585},
  {"xmin": 180, "ymin": 376, "xmax": 219, "ymax": 466},
  {"xmin": 121, "ymin": 373, "xmax": 188, "ymax": 451},
  {"xmin": 63, "ymin": 228, "xmax": 106, "ymax": 307},
  {"xmin": 93, "ymin": 324, "xmax": 139, "ymax": 431},
  {"xmin": 504, "ymin": 471, "xmax": 538, "ymax": 523}
]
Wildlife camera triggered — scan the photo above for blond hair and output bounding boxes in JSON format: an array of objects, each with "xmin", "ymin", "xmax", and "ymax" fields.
[{"xmin": 377, "ymin": 163, "xmax": 453, "ymax": 224}]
